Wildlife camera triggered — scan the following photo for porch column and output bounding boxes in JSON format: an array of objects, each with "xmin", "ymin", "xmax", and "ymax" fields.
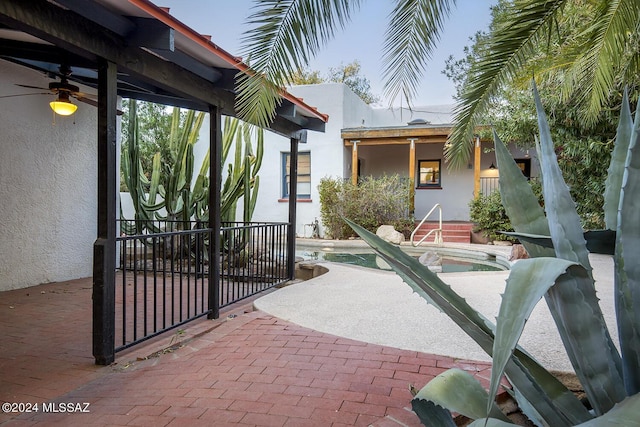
[
  {"xmin": 93, "ymin": 59, "xmax": 118, "ymax": 365},
  {"xmin": 287, "ymin": 131, "xmax": 306, "ymax": 279},
  {"xmin": 408, "ymin": 138, "xmax": 417, "ymax": 216},
  {"xmin": 208, "ymin": 105, "xmax": 222, "ymax": 319},
  {"xmin": 473, "ymin": 135, "xmax": 481, "ymax": 197},
  {"xmin": 351, "ymin": 140, "xmax": 359, "ymax": 185}
]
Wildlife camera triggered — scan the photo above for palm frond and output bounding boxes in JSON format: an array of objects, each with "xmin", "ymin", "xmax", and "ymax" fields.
[
  {"xmin": 381, "ymin": 0, "xmax": 455, "ymax": 105},
  {"xmin": 237, "ymin": 0, "xmax": 361, "ymax": 127},
  {"xmin": 565, "ymin": 0, "xmax": 640, "ymax": 125},
  {"xmin": 445, "ymin": 0, "xmax": 568, "ymax": 169}
]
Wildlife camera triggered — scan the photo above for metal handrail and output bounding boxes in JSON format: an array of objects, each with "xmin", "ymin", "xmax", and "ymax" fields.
[{"xmin": 410, "ymin": 203, "xmax": 443, "ymax": 246}]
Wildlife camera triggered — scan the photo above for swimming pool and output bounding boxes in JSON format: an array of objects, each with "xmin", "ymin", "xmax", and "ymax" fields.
[{"xmin": 296, "ymin": 246, "xmax": 507, "ymax": 273}]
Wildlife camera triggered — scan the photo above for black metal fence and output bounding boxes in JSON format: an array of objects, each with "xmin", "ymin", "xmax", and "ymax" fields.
[
  {"xmin": 115, "ymin": 219, "xmax": 290, "ymax": 352},
  {"xmin": 218, "ymin": 222, "xmax": 289, "ymax": 308}
]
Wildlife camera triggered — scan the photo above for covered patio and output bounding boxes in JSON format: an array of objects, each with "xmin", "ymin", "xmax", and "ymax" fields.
[
  {"xmin": 0, "ymin": 273, "xmax": 496, "ymax": 426},
  {"xmin": 0, "ymin": 0, "xmax": 326, "ymax": 365}
]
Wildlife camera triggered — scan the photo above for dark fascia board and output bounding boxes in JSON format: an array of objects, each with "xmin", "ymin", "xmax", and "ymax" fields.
[
  {"xmin": 146, "ymin": 47, "xmax": 226, "ymax": 85},
  {"xmin": 51, "ymin": 0, "xmax": 136, "ymax": 36},
  {"xmin": 276, "ymin": 102, "xmax": 326, "ymax": 133}
]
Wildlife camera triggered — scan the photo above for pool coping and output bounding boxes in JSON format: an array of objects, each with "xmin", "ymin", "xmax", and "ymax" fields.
[{"xmin": 295, "ymin": 237, "xmax": 516, "ymax": 270}]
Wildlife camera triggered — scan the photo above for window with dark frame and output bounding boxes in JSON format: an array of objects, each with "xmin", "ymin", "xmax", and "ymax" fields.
[
  {"xmin": 417, "ymin": 159, "xmax": 441, "ymax": 188},
  {"xmin": 515, "ymin": 158, "xmax": 531, "ymax": 179},
  {"xmin": 282, "ymin": 151, "xmax": 311, "ymax": 199}
]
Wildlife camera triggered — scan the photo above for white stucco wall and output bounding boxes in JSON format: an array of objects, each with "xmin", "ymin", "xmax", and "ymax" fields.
[
  {"xmin": 0, "ymin": 60, "xmax": 99, "ymax": 290},
  {"xmin": 249, "ymin": 84, "xmax": 366, "ymax": 237}
]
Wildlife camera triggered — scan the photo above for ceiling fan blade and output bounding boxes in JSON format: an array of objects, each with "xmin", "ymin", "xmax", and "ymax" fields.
[
  {"xmin": 0, "ymin": 92, "xmax": 50, "ymax": 99},
  {"xmin": 75, "ymin": 91, "xmax": 97, "ymax": 100},
  {"xmin": 16, "ymin": 84, "xmax": 50, "ymax": 91},
  {"xmin": 75, "ymin": 95, "xmax": 98, "ymax": 108},
  {"xmin": 76, "ymin": 95, "xmax": 123, "ymax": 115}
]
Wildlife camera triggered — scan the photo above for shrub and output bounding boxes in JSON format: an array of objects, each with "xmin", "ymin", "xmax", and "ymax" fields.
[
  {"xmin": 468, "ymin": 190, "xmax": 514, "ymax": 241},
  {"xmin": 318, "ymin": 174, "xmax": 414, "ymax": 239},
  {"xmin": 469, "ymin": 179, "xmax": 545, "ymax": 242}
]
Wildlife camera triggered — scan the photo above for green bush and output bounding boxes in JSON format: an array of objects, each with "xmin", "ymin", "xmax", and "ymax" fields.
[
  {"xmin": 469, "ymin": 179, "xmax": 544, "ymax": 241},
  {"xmin": 318, "ymin": 174, "xmax": 414, "ymax": 239},
  {"xmin": 468, "ymin": 190, "xmax": 515, "ymax": 241}
]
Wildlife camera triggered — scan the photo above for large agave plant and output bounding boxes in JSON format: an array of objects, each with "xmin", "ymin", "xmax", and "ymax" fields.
[{"xmin": 345, "ymin": 82, "xmax": 640, "ymax": 425}]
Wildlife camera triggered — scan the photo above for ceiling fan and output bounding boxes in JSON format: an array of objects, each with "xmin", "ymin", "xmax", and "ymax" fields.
[{"xmin": 0, "ymin": 64, "xmax": 98, "ymax": 116}]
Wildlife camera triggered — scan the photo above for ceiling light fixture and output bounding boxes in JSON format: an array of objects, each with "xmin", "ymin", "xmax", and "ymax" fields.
[{"xmin": 49, "ymin": 91, "xmax": 78, "ymax": 116}]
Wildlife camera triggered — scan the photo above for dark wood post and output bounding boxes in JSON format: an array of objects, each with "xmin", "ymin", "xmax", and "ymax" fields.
[
  {"xmin": 93, "ymin": 59, "xmax": 118, "ymax": 365},
  {"xmin": 287, "ymin": 130, "xmax": 306, "ymax": 279},
  {"xmin": 208, "ymin": 105, "xmax": 222, "ymax": 319}
]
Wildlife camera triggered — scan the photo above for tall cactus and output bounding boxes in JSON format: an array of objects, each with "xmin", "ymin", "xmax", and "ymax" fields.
[
  {"xmin": 120, "ymin": 100, "xmax": 164, "ymax": 235},
  {"xmin": 154, "ymin": 107, "xmax": 205, "ymax": 230},
  {"xmin": 122, "ymin": 102, "xmax": 264, "ymax": 231},
  {"xmin": 219, "ymin": 116, "xmax": 263, "ymax": 223}
]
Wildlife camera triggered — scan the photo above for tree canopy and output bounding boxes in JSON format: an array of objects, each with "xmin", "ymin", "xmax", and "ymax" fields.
[
  {"xmin": 290, "ymin": 61, "xmax": 381, "ymax": 104},
  {"xmin": 236, "ymin": 0, "xmax": 640, "ymax": 168},
  {"xmin": 444, "ymin": 0, "xmax": 640, "ymax": 228}
]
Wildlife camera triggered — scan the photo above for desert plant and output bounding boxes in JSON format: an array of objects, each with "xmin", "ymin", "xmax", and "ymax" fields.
[
  {"xmin": 121, "ymin": 106, "xmax": 263, "ymax": 228},
  {"xmin": 219, "ymin": 116, "xmax": 263, "ymax": 224},
  {"xmin": 345, "ymin": 83, "xmax": 640, "ymax": 425},
  {"xmin": 158, "ymin": 107, "xmax": 206, "ymax": 228},
  {"xmin": 120, "ymin": 100, "xmax": 165, "ymax": 235}
]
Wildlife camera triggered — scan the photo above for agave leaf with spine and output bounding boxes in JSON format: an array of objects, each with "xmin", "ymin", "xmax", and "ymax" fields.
[
  {"xmin": 486, "ymin": 257, "xmax": 579, "ymax": 416},
  {"xmin": 411, "ymin": 398, "xmax": 456, "ymax": 427},
  {"xmin": 345, "ymin": 218, "xmax": 588, "ymax": 426},
  {"xmin": 616, "ymin": 94, "xmax": 640, "ymax": 394},
  {"xmin": 494, "ymin": 92, "xmax": 625, "ymax": 415},
  {"xmin": 413, "ymin": 368, "xmax": 511, "ymax": 423},
  {"xmin": 531, "ymin": 81, "xmax": 625, "ymax": 413},
  {"xmin": 347, "ymin": 82, "xmax": 640, "ymax": 425},
  {"xmin": 603, "ymin": 89, "xmax": 634, "ymax": 230},
  {"xmin": 499, "ymin": 230, "xmax": 616, "ymax": 255}
]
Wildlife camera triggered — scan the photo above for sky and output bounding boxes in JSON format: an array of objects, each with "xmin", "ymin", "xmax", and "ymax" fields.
[{"xmin": 150, "ymin": 0, "xmax": 496, "ymax": 107}]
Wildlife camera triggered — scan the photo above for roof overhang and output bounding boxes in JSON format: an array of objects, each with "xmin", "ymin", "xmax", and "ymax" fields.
[
  {"xmin": 342, "ymin": 125, "xmax": 453, "ymax": 145},
  {"xmin": 0, "ymin": 0, "xmax": 327, "ymax": 136}
]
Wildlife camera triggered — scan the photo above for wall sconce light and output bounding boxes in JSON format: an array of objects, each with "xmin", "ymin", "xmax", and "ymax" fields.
[
  {"xmin": 489, "ymin": 162, "xmax": 496, "ymax": 170},
  {"xmin": 49, "ymin": 92, "xmax": 78, "ymax": 116}
]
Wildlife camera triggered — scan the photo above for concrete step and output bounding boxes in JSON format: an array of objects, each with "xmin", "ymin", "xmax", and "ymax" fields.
[{"xmin": 412, "ymin": 221, "xmax": 473, "ymax": 244}]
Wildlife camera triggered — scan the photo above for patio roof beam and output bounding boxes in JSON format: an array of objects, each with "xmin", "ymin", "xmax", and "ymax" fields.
[
  {"xmin": 342, "ymin": 125, "xmax": 453, "ymax": 140},
  {"xmin": 128, "ymin": 17, "xmax": 174, "ymax": 51},
  {"xmin": 276, "ymin": 103, "xmax": 326, "ymax": 133},
  {"xmin": 52, "ymin": 0, "xmax": 136, "ymax": 36},
  {"xmin": 343, "ymin": 136, "xmax": 448, "ymax": 146}
]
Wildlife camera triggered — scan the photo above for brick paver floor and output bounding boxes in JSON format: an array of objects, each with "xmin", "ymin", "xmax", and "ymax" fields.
[{"xmin": 1, "ymin": 278, "xmax": 497, "ymax": 426}]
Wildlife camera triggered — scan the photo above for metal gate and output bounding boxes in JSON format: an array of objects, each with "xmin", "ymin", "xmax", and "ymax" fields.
[{"xmin": 115, "ymin": 220, "xmax": 290, "ymax": 352}]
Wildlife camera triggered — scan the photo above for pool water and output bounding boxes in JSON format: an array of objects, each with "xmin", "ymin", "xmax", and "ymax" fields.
[{"xmin": 296, "ymin": 249, "xmax": 505, "ymax": 273}]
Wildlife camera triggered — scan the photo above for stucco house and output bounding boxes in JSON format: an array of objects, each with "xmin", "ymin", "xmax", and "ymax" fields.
[{"xmin": 249, "ymin": 83, "xmax": 538, "ymax": 241}]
